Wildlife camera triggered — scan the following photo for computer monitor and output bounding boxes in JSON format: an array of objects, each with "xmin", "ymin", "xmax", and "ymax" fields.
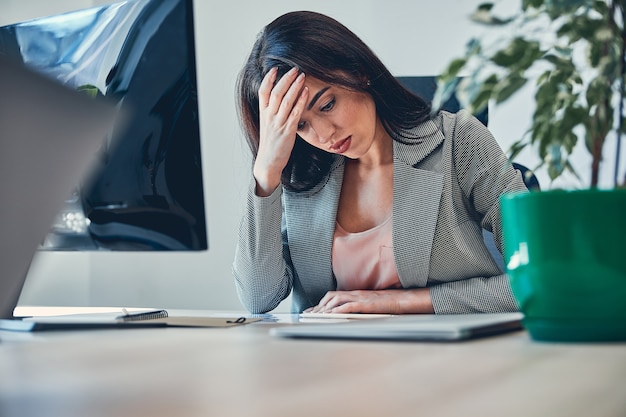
[{"xmin": 0, "ymin": 0, "xmax": 207, "ymax": 251}]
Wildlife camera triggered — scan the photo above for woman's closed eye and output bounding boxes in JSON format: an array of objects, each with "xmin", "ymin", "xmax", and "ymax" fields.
[
  {"xmin": 320, "ymin": 98, "xmax": 335, "ymax": 112},
  {"xmin": 297, "ymin": 98, "xmax": 336, "ymax": 131}
]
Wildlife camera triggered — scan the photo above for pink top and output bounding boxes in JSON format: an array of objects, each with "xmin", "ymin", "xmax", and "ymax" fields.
[{"xmin": 332, "ymin": 215, "xmax": 402, "ymax": 290}]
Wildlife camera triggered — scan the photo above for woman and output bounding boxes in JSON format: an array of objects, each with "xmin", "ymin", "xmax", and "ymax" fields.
[{"xmin": 233, "ymin": 10, "xmax": 527, "ymax": 315}]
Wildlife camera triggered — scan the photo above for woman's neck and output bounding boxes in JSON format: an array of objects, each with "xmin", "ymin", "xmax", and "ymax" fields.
[{"xmin": 353, "ymin": 126, "xmax": 393, "ymax": 169}]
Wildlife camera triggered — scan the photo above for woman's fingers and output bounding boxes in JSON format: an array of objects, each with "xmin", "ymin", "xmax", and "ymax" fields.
[
  {"xmin": 277, "ymin": 72, "xmax": 305, "ymax": 119},
  {"xmin": 306, "ymin": 290, "xmax": 405, "ymax": 314},
  {"xmin": 309, "ymin": 291, "xmax": 353, "ymax": 313},
  {"xmin": 260, "ymin": 67, "xmax": 304, "ymax": 119},
  {"xmin": 288, "ymin": 85, "xmax": 308, "ymax": 125},
  {"xmin": 258, "ymin": 67, "xmax": 277, "ymax": 109},
  {"xmin": 268, "ymin": 67, "xmax": 298, "ymax": 110},
  {"xmin": 253, "ymin": 67, "xmax": 307, "ymax": 194}
]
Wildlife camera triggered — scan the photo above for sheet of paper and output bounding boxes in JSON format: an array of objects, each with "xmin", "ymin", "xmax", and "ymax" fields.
[
  {"xmin": 150, "ymin": 316, "xmax": 261, "ymax": 327},
  {"xmin": 298, "ymin": 313, "xmax": 394, "ymax": 323}
]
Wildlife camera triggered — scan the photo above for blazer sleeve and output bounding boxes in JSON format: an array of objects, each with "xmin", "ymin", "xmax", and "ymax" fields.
[
  {"xmin": 232, "ymin": 180, "xmax": 294, "ymax": 314},
  {"xmin": 429, "ymin": 110, "xmax": 528, "ymax": 314}
]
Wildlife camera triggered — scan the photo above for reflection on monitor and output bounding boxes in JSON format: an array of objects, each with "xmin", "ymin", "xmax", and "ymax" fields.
[{"xmin": 0, "ymin": 0, "xmax": 207, "ymax": 251}]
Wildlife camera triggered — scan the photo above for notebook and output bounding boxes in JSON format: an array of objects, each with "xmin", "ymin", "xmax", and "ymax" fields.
[
  {"xmin": 1, "ymin": 308, "xmax": 259, "ymax": 332},
  {"xmin": 0, "ymin": 57, "xmax": 258, "ymax": 332},
  {"xmin": 271, "ymin": 313, "xmax": 524, "ymax": 341}
]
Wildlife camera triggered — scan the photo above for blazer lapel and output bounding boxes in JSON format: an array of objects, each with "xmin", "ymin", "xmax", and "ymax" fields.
[
  {"xmin": 283, "ymin": 159, "xmax": 343, "ymax": 304},
  {"xmin": 392, "ymin": 119, "xmax": 445, "ymax": 288}
]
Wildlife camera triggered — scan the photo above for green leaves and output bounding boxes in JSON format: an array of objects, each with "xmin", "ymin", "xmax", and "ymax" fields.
[
  {"xmin": 440, "ymin": 58, "xmax": 468, "ymax": 81},
  {"xmin": 471, "ymin": 3, "xmax": 514, "ymax": 24},
  {"xmin": 491, "ymin": 38, "xmax": 543, "ymax": 70},
  {"xmin": 522, "ymin": 0, "xmax": 544, "ymax": 10},
  {"xmin": 77, "ymin": 84, "xmax": 103, "ymax": 98},
  {"xmin": 494, "ymin": 73, "xmax": 528, "ymax": 103},
  {"xmin": 435, "ymin": 0, "xmax": 626, "ymax": 187}
]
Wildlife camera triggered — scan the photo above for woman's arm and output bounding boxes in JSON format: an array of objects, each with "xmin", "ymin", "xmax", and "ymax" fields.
[
  {"xmin": 430, "ymin": 274, "xmax": 518, "ymax": 313},
  {"xmin": 234, "ymin": 67, "xmax": 309, "ymax": 313},
  {"xmin": 232, "ymin": 182, "xmax": 293, "ymax": 314},
  {"xmin": 427, "ymin": 110, "xmax": 527, "ymax": 313}
]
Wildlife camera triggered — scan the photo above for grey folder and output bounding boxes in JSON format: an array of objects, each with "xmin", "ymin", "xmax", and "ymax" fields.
[
  {"xmin": 271, "ymin": 313, "xmax": 524, "ymax": 341},
  {"xmin": 0, "ymin": 56, "xmax": 123, "ymax": 330}
]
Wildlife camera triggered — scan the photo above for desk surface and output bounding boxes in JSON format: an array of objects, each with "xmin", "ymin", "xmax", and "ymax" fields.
[{"xmin": 1, "ymin": 309, "xmax": 625, "ymax": 417}]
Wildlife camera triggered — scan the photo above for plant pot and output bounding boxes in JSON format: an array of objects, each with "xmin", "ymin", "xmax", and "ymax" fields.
[{"xmin": 500, "ymin": 189, "xmax": 626, "ymax": 342}]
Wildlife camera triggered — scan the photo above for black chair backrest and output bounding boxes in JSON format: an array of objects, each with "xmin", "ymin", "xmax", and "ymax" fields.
[{"xmin": 396, "ymin": 75, "xmax": 489, "ymax": 127}]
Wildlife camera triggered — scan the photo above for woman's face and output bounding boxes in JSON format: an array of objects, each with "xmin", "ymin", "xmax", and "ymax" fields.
[{"xmin": 295, "ymin": 75, "xmax": 387, "ymax": 160}]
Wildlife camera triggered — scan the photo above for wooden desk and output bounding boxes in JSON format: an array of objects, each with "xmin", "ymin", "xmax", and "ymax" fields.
[{"xmin": 1, "ymin": 311, "xmax": 625, "ymax": 417}]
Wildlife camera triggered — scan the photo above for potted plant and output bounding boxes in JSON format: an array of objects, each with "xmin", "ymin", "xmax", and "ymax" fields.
[{"xmin": 436, "ymin": 0, "xmax": 626, "ymax": 341}]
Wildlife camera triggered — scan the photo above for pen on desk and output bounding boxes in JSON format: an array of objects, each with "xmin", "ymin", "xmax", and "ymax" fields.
[{"xmin": 116, "ymin": 309, "xmax": 169, "ymax": 321}]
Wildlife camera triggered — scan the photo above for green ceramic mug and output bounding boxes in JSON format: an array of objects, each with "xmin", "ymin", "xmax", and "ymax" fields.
[{"xmin": 500, "ymin": 189, "xmax": 626, "ymax": 342}]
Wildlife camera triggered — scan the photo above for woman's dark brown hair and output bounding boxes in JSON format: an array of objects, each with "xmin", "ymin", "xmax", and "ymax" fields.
[{"xmin": 237, "ymin": 11, "xmax": 431, "ymax": 192}]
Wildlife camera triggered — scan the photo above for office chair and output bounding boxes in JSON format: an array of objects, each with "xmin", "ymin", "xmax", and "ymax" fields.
[
  {"xmin": 396, "ymin": 75, "xmax": 540, "ymax": 272},
  {"xmin": 396, "ymin": 75, "xmax": 489, "ymax": 126}
]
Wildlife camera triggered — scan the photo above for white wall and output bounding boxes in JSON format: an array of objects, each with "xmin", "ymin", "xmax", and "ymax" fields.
[{"xmin": 3, "ymin": 0, "xmax": 624, "ymax": 312}]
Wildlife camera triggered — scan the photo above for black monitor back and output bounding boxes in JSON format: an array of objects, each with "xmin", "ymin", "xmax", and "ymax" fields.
[{"xmin": 0, "ymin": 0, "xmax": 207, "ymax": 251}]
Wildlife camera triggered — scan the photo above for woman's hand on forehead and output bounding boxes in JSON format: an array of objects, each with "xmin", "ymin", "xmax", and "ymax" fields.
[{"xmin": 253, "ymin": 67, "xmax": 308, "ymax": 196}]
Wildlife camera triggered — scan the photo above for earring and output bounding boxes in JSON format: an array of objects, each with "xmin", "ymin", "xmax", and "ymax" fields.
[{"xmin": 366, "ymin": 80, "xmax": 371, "ymax": 87}]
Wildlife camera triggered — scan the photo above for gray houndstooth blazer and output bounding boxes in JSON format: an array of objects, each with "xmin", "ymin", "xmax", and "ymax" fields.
[{"xmin": 233, "ymin": 110, "xmax": 528, "ymax": 314}]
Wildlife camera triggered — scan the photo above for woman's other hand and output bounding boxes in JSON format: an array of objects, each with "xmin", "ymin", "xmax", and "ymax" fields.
[
  {"xmin": 304, "ymin": 289, "xmax": 435, "ymax": 315},
  {"xmin": 253, "ymin": 67, "xmax": 308, "ymax": 196}
]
